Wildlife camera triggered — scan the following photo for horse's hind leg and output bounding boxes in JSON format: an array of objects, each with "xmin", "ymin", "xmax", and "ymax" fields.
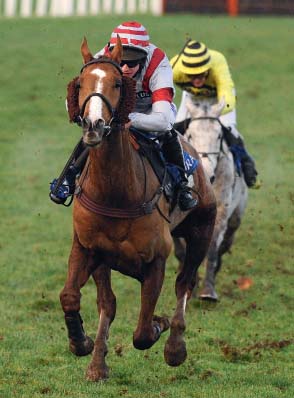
[
  {"xmin": 60, "ymin": 232, "xmax": 94, "ymax": 357},
  {"xmin": 86, "ymin": 265, "xmax": 116, "ymax": 381},
  {"xmin": 173, "ymin": 237, "xmax": 186, "ymax": 270},
  {"xmin": 174, "ymin": 237, "xmax": 200, "ymax": 296},
  {"xmin": 133, "ymin": 257, "xmax": 170, "ymax": 350},
  {"xmin": 165, "ymin": 206, "xmax": 216, "ymax": 366}
]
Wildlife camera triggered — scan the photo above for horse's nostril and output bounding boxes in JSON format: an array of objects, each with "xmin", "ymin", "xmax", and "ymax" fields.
[
  {"xmin": 95, "ymin": 119, "xmax": 103, "ymax": 126},
  {"xmin": 210, "ymin": 176, "xmax": 215, "ymax": 184}
]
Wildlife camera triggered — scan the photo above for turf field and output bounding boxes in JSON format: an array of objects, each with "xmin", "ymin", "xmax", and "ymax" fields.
[{"xmin": 0, "ymin": 14, "xmax": 293, "ymax": 398}]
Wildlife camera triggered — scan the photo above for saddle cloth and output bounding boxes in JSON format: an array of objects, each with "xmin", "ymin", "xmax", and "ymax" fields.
[{"xmin": 129, "ymin": 128, "xmax": 198, "ymax": 201}]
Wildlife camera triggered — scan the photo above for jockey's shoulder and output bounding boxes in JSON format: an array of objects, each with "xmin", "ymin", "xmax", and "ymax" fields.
[
  {"xmin": 209, "ymin": 49, "xmax": 228, "ymax": 67},
  {"xmin": 145, "ymin": 44, "xmax": 169, "ymax": 65}
]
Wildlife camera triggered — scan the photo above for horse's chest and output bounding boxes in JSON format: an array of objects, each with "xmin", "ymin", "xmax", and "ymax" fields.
[{"xmin": 75, "ymin": 217, "xmax": 159, "ymax": 266}]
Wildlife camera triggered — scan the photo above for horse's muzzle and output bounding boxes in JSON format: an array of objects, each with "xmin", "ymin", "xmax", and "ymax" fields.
[
  {"xmin": 83, "ymin": 130, "xmax": 103, "ymax": 147},
  {"xmin": 82, "ymin": 118, "xmax": 111, "ymax": 147}
]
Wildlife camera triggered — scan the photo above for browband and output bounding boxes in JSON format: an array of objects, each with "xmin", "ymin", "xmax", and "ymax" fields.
[{"xmin": 80, "ymin": 58, "xmax": 123, "ymax": 75}]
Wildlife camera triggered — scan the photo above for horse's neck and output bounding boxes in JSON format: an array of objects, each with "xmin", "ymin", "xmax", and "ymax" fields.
[{"xmin": 87, "ymin": 128, "xmax": 143, "ymax": 204}]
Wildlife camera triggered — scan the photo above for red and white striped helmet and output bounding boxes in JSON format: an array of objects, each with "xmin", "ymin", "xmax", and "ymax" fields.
[{"xmin": 109, "ymin": 21, "xmax": 150, "ymax": 54}]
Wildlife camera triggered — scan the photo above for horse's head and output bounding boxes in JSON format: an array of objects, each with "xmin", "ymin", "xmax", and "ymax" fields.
[
  {"xmin": 74, "ymin": 37, "xmax": 124, "ymax": 147},
  {"xmin": 185, "ymin": 98, "xmax": 226, "ymax": 183}
]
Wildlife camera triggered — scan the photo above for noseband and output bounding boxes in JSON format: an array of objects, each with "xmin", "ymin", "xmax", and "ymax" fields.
[
  {"xmin": 190, "ymin": 116, "xmax": 226, "ymax": 159},
  {"xmin": 77, "ymin": 58, "xmax": 123, "ymax": 133},
  {"xmin": 189, "ymin": 116, "xmax": 227, "ymax": 183}
]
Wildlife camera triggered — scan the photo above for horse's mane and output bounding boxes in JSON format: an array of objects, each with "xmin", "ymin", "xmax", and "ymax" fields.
[
  {"xmin": 117, "ymin": 76, "xmax": 136, "ymax": 124},
  {"xmin": 66, "ymin": 60, "xmax": 136, "ymax": 125}
]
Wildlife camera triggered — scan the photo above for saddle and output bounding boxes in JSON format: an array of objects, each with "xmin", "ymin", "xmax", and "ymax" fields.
[{"xmin": 129, "ymin": 127, "xmax": 198, "ymax": 207}]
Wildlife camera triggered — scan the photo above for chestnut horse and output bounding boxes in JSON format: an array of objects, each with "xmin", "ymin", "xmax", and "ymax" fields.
[{"xmin": 59, "ymin": 37, "xmax": 216, "ymax": 381}]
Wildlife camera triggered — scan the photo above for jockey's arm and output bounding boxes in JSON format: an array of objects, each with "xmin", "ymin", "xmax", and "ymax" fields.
[
  {"xmin": 211, "ymin": 51, "xmax": 236, "ymax": 115},
  {"xmin": 129, "ymin": 56, "xmax": 176, "ymax": 133},
  {"xmin": 175, "ymin": 91, "xmax": 192, "ymax": 123},
  {"xmin": 129, "ymin": 95, "xmax": 176, "ymax": 132}
]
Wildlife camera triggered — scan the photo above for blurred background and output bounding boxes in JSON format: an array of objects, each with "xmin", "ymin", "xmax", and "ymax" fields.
[{"xmin": 0, "ymin": 0, "xmax": 294, "ymax": 17}]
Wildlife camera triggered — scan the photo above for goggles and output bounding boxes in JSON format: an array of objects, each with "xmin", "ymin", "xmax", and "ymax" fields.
[
  {"xmin": 120, "ymin": 58, "xmax": 145, "ymax": 68},
  {"xmin": 188, "ymin": 71, "xmax": 209, "ymax": 80}
]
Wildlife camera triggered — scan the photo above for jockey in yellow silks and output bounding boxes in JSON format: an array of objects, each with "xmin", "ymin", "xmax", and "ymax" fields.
[{"xmin": 170, "ymin": 40, "xmax": 258, "ymax": 188}]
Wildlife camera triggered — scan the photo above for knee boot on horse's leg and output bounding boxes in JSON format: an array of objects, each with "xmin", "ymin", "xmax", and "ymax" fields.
[
  {"xmin": 49, "ymin": 139, "xmax": 89, "ymax": 205},
  {"xmin": 162, "ymin": 130, "xmax": 197, "ymax": 211},
  {"xmin": 223, "ymin": 127, "xmax": 258, "ymax": 188}
]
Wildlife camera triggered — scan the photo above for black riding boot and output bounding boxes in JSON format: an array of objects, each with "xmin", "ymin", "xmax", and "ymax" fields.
[
  {"xmin": 223, "ymin": 128, "xmax": 258, "ymax": 188},
  {"xmin": 49, "ymin": 140, "xmax": 89, "ymax": 205},
  {"xmin": 162, "ymin": 130, "xmax": 197, "ymax": 211}
]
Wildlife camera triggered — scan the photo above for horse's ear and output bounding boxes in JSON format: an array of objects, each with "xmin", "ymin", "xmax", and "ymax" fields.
[
  {"xmin": 110, "ymin": 35, "xmax": 123, "ymax": 65},
  {"xmin": 211, "ymin": 96, "xmax": 226, "ymax": 117},
  {"xmin": 81, "ymin": 37, "xmax": 93, "ymax": 64}
]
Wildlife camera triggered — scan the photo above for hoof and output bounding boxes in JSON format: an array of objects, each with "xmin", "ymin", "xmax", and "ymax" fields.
[
  {"xmin": 69, "ymin": 335, "xmax": 94, "ymax": 357},
  {"xmin": 133, "ymin": 316, "xmax": 170, "ymax": 350},
  {"xmin": 164, "ymin": 336, "xmax": 187, "ymax": 367},
  {"xmin": 199, "ymin": 286, "xmax": 218, "ymax": 302},
  {"xmin": 86, "ymin": 363, "xmax": 109, "ymax": 382}
]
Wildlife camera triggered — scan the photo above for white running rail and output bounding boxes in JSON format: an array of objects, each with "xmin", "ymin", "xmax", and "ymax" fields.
[{"xmin": 1, "ymin": 0, "xmax": 164, "ymax": 17}]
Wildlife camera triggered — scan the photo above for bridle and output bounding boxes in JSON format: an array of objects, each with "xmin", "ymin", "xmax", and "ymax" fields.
[
  {"xmin": 74, "ymin": 57, "xmax": 168, "ymax": 220},
  {"xmin": 76, "ymin": 58, "xmax": 123, "ymax": 135},
  {"xmin": 189, "ymin": 116, "xmax": 226, "ymax": 158},
  {"xmin": 189, "ymin": 116, "xmax": 227, "ymax": 183}
]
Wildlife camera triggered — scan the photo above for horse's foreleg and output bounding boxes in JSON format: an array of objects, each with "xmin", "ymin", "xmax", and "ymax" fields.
[
  {"xmin": 86, "ymin": 265, "xmax": 116, "ymax": 382},
  {"xmin": 164, "ymin": 247, "xmax": 192, "ymax": 367},
  {"xmin": 200, "ymin": 205, "xmax": 232, "ymax": 301},
  {"xmin": 165, "ymin": 206, "xmax": 216, "ymax": 366},
  {"xmin": 60, "ymin": 233, "xmax": 94, "ymax": 357},
  {"xmin": 133, "ymin": 257, "xmax": 169, "ymax": 350}
]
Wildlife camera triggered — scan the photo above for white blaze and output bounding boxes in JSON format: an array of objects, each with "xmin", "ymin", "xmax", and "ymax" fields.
[{"xmin": 88, "ymin": 68, "xmax": 106, "ymax": 123}]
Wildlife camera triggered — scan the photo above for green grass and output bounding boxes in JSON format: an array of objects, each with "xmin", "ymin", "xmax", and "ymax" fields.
[{"xmin": 1, "ymin": 14, "xmax": 294, "ymax": 398}]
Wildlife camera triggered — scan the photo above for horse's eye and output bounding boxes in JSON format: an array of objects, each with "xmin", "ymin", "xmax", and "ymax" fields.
[
  {"xmin": 75, "ymin": 81, "xmax": 81, "ymax": 89},
  {"xmin": 114, "ymin": 80, "xmax": 122, "ymax": 89}
]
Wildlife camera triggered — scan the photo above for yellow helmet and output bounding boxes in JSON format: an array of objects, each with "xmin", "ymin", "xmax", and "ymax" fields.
[{"xmin": 180, "ymin": 40, "xmax": 211, "ymax": 75}]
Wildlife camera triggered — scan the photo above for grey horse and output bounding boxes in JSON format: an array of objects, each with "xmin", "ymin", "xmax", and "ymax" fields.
[{"xmin": 174, "ymin": 98, "xmax": 248, "ymax": 300}]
